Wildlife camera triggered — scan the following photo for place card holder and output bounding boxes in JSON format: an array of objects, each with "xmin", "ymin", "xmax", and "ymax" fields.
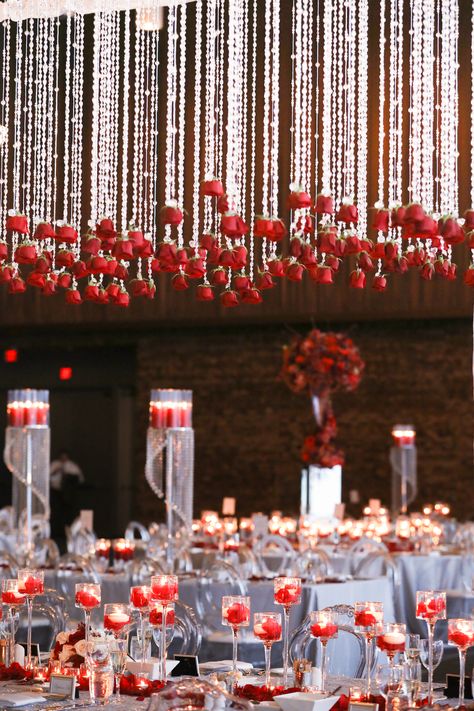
[
  {"xmin": 172, "ymin": 654, "xmax": 199, "ymax": 677},
  {"xmin": 445, "ymin": 674, "xmax": 473, "ymax": 700},
  {"xmin": 349, "ymin": 703, "xmax": 379, "ymax": 711},
  {"xmin": 49, "ymin": 673, "xmax": 76, "ymax": 700}
]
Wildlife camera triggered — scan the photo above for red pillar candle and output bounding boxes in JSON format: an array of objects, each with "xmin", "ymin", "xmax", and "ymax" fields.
[
  {"xmin": 7, "ymin": 390, "xmax": 49, "ymax": 427},
  {"xmin": 149, "ymin": 389, "xmax": 192, "ymax": 429},
  {"xmin": 391, "ymin": 424, "xmax": 415, "ymax": 447}
]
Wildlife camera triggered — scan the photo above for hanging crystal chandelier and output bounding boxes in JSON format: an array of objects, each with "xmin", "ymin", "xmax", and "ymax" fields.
[{"xmin": 0, "ymin": 0, "xmax": 470, "ymax": 308}]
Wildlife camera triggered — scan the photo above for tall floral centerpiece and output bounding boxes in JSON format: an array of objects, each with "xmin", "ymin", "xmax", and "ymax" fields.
[{"xmin": 281, "ymin": 329, "xmax": 364, "ymax": 514}]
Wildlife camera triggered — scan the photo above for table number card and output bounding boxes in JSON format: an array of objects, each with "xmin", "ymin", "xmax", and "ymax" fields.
[
  {"xmin": 368, "ymin": 499, "xmax": 381, "ymax": 514},
  {"xmin": 49, "ymin": 674, "xmax": 76, "ymax": 699},
  {"xmin": 349, "ymin": 703, "xmax": 379, "ymax": 711},
  {"xmin": 252, "ymin": 514, "xmax": 269, "ymax": 537},
  {"xmin": 172, "ymin": 654, "xmax": 200, "ymax": 677},
  {"xmin": 222, "ymin": 497, "xmax": 236, "ymax": 516}
]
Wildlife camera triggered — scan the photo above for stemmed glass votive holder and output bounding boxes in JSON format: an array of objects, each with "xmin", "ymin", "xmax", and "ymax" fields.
[
  {"xmin": 103, "ymin": 604, "xmax": 131, "ymax": 638},
  {"xmin": 150, "ymin": 575, "xmax": 178, "ymax": 683},
  {"xmin": 376, "ymin": 623, "xmax": 406, "ymax": 666},
  {"xmin": 75, "ymin": 583, "xmax": 101, "ymax": 643},
  {"xmin": 354, "ymin": 601, "xmax": 384, "ymax": 697},
  {"xmin": 222, "ymin": 595, "xmax": 250, "ymax": 681},
  {"xmin": 129, "ymin": 586, "xmax": 152, "ymax": 666},
  {"xmin": 17, "ymin": 569, "xmax": 44, "ymax": 670},
  {"xmin": 253, "ymin": 612, "xmax": 282, "ymax": 688},
  {"xmin": 2, "ymin": 579, "xmax": 26, "ymax": 650},
  {"xmin": 416, "ymin": 590, "xmax": 446, "ymax": 706},
  {"xmin": 309, "ymin": 610, "xmax": 338, "ymax": 693},
  {"xmin": 448, "ymin": 618, "xmax": 474, "ymax": 708},
  {"xmin": 274, "ymin": 577, "xmax": 302, "ymax": 688}
]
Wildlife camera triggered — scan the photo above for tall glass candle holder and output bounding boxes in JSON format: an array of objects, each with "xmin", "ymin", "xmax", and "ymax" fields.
[
  {"xmin": 391, "ymin": 424, "xmax": 416, "ymax": 515},
  {"xmin": 354, "ymin": 601, "xmax": 384, "ymax": 696},
  {"xmin": 416, "ymin": 590, "xmax": 446, "ymax": 706},
  {"xmin": 75, "ymin": 583, "xmax": 101, "ymax": 642},
  {"xmin": 274, "ymin": 577, "xmax": 302, "ymax": 688},
  {"xmin": 151, "ymin": 575, "xmax": 178, "ymax": 682},
  {"xmin": 310, "ymin": 610, "xmax": 338, "ymax": 692},
  {"xmin": 149, "ymin": 390, "xmax": 192, "ymax": 429},
  {"xmin": 18, "ymin": 569, "xmax": 44, "ymax": 669}
]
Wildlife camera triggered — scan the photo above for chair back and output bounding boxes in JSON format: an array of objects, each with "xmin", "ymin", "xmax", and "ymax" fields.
[
  {"xmin": 196, "ymin": 560, "xmax": 247, "ymax": 634},
  {"xmin": 15, "ymin": 589, "xmax": 67, "ymax": 651},
  {"xmin": 293, "ymin": 547, "xmax": 331, "ymax": 581},
  {"xmin": 353, "ymin": 550, "xmax": 401, "ymax": 618},
  {"xmin": 125, "ymin": 521, "xmax": 151, "ymax": 543},
  {"xmin": 56, "ymin": 554, "xmax": 100, "ymax": 598},
  {"xmin": 254, "ymin": 534, "xmax": 296, "ymax": 578}
]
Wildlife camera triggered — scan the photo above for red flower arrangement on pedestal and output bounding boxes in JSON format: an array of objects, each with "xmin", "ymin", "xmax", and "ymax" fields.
[{"xmin": 281, "ymin": 328, "xmax": 364, "ymax": 467}]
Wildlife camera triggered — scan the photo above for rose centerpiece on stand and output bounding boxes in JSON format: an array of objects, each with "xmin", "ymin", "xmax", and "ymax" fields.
[{"xmin": 281, "ymin": 328, "xmax": 364, "ymax": 519}]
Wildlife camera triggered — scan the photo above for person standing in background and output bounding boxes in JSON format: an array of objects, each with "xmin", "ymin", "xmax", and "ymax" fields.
[{"xmin": 50, "ymin": 451, "xmax": 85, "ymax": 548}]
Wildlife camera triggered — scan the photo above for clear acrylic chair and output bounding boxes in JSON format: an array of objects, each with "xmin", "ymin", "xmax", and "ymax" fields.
[
  {"xmin": 292, "ymin": 547, "xmax": 331, "ymax": 581},
  {"xmin": 290, "ymin": 603, "xmax": 367, "ymax": 679},
  {"xmin": 196, "ymin": 560, "xmax": 248, "ymax": 634},
  {"xmin": 125, "ymin": 521, "xmax": 151, "ymax": 543},
  {"xmin": 56, "ymin": 553, "xmax": 100, "ymax": 597},
  {"xmin": 253, "ymin": 534, "xmax": 296, "ymax": 578},
  {"xmin": 353, "ymin": 550, "xmax": 401, "ymax": 618},
  {"xmin": 131, "ymin": 556, "xmax": 166, "ymax": 585},
  {"xmin": 16, "ymin": 589, "xmax": 67, "ymax": 651}
]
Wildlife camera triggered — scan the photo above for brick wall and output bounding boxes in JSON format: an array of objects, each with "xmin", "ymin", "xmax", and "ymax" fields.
[{"xmin": 133, "ymin": 319, "xmax": 473, "ymax": 522}]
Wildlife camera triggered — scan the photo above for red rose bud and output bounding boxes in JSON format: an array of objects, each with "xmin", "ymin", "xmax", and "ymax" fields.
[
  {"xmin": 231, "ymin": 245, "xmax": 248, "ymax": 270},
  {"xmin": 463, "ymin": 209, "xmax": 474, "ymax": 231},
  {"xmin": 349, "ymin": 268, "xmax": 366, "ymax": 289},
  {"xmin": 318, "ymin": 227, "xmax": 337, "ymax": 254},
  {"xmin": 196, "ymin": 284, "xmax": 214, "ymax": 301},
  {"xmin": 217, "ymin": 194, "xmax": 230, "ymax": 214},
  {"xmin": 336, "ymin": 202, "xmax": 358, "ymax": 224},
  {"xmin": 314, "ymin": 193, "xmax": 334, "ymax": 214},
  {"xmin": 404, "ymin": 203, "xmax": 425, "ymax": 223},
  {"xmin": 414, "ymin": 215, "xmax": 437, "ymax": 238},
  {"xmin": 42, "ymin": 279, "xmax": 56, "ymax": 296},
  {"xmin": 300, "ymin": 244, "xmax": 317, "ymax": 267},
  {"xmin": 128, "ymin": 228, "xmax": 144, "ymax": 249},
  {"xmin": 129, "ymin": 278, "xmax": 149, "ymax": 297},
  {"xmin": 207, "ymin": 245, "xmax": 222, "ymax": 265},
  {"xmin": 241, "ymin": 287, "xmax": 263, "ymax": 304},
  {"xmin": 56, "ymin": 249, "xmax": 75, "ymax": 269},
  {"xmin": 172, "ymin": 273, "xmax": 189, "ymax": 291},
  {"xmin": 234, "ymin": 274, "xmax": 251, "ymax": 291},
  {"xmin": 285, "ymin": 261, "xmax": 304, "ymax": 282},
  {"xmin": 106, "ymin": 282, "xmax": 120, "ymax": 300},
  {"xmin": 420, "ymin": 261, "xmax": 435, "ymax": 281},
  {"xmin": 201, "ymin": 178, "xmax": 224, "ymax": 197},
  {"xmin": 256, "ymin": 271, "xmax": 275, "ymax": 290},
  {"xmin": 84, "ymin": 283, "xmax": 99, "ymax": 300},
  {"xmin": 253, "ymin": 216, "xmax": 274, "ymax": 238},
  {"xmin": 115, "ymin": 289, "xmax": 130, "ymax": 307},
  {"xmin": 115, "ymin": 265, "xmax": 129, "ymax": 282},
  {"xmin": 72, "ymin": 260, "xmax": 89, "ymax": 279},
  {"xmin": 113, "ymin": 237, "xmax": 135, "ymax": 260},
  {"xmin": 27, "ymin": 271, "xmax": 46, "ymax": 288},
  {"xmin": 410, "ymin": 246, "xmax": 426, "ymax": 267},
  {"xmin": 288, "ymin": 189, "xmax": 312, "ymax": 210},
  {"xmin": 225, "ymin": 602, "xmax": 249, "ymax": 625},
  {"xmin": 156, "ymin": 240, "xmax": 177, "ymax": 264},
  {"xmin": 87, "ymin": 255, "xmax": 108, "ymax": 274},
  {"xmin": 358, "ymin": 251, "xmax": 374, "ymax": 272},
  {"xmin": 220, "ymin": 289, "xmax": 240, "ymax": 307},
  {"xmin": 34, "ymin": 222, "xmax": 55, "ymax": 239},
  {"xmin": 296, "ymin": 214, "xmax": 313, "ymax": 234},
  {"xmin": 289, "ymin": 236, "xmax": 304, "ymax": 259},
  {"xmin": 269, "ymin": 218, "xmax": 287, "ymax": 242},
  {"xmin": 9, "ymin": 276, "xmax": 26, "ymax": 294},
  {"xmin": 219, "ymin": 248, "xmax": 234, "ymax": 268},
  {"xmin": 82, "ymin": 234, "xmax": 101, "ymax": 255},
  {"xmin": 372, "ymin": 208, "xmax": 390, "ymax": 232},
  {"xmin": 372, "ymin": 274, "xmax": 387, "ymax": 291},
  {"xmin": 185, "ymin": 257, "xmax": 205, "ymax": 279},
  {"xmin": 267, "ymin": 258, "xmax": 285, "ymax": 277},
  {"xmin": 160, "ymin": 202, "xmax": 183, "ymax": 226},
  {"xmin": 345, "ymin": 232, "xmax": 362, "ymax": 255},
  {"xmin": 136, "ymin": 239, "xmax": 153, "ymax": 259},
  {"xmin": 325, "ymin": 254, "xmax": 341, "ymax": 272},
  {"xmin": 55, "ymin": 224, "xmax": 78, "ymax": 244},
  {"xmin": 370, "ymin": 242, "xmax": 385, "ymax": 260},
  {"xmin": 210, "ymin": 268, "xmax": 228, "ymax": 286},
  {"xmin": 439, "ymin": 216, "xmax": 464, "ymax": 245},
  {"xmin": 334, "ymin": 237, "xmax": 347, "ymax": 258},
  {"xmin": 0, "ymin": 265, "xmax": 13, "ymax": 283},
  {"xmin": 35, "ymin": 253, "xmax": 52, "ymax": 274},
  {"xmin": 57, "ymin": 272, "xmax": 72, "ymax": 289},
  {"xmin": 464, "ymin": 267, "xmax": 474, "ymax": 286},
  {"xmin": 434, "ymin": 257, "xmax": 449, "ymax": 277},
  {"xmin": 313, "ymin": 265, "xmax": 334, "ymax": 284},
  {"xmin": 95, "ymin": 288, "xmax": 109, "ymax": 304},
  {"xmin": 447, "ymin": 262, "xmax": 457, "ymax": 281},
  {"xmin": 220, "ymin": 213, "xmax": 248, "ymax": 238},
  {"xmin": 394, "ymin": 256, "xmax": 409, "ymax": 274},
  {"xmin": 200, "ymin": 233, "xmax": 217, "ymax": 251},
  {"xmin": 384, "ymin": 240, "xmax": 398, "ymax": 260},
  {"xmin": 0, "ymin": 241, "xmax": 7, "ymax": 261},
  {"xmin": 6, "ymin": 214, "xmax": 29, "ymax": 234},
  {"xmin": 390, "ymin": 205, "xmax": 406, "ymax": 227},
  {"xmin": 15, "ymin": 243, "xmax": 37, "ymax": 264}
]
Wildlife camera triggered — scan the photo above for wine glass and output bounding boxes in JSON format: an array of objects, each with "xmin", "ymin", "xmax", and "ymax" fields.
[
  {"xmin": 375, "ymin": 663, "xmax": 405, "ymax": 704},
  {"xmin": 103, "ymin": 604, "xmax": 131, "ymax": 637},
  {"xmin": 416, "ymin": 590, "xmax": 446, "ymax": 705},
  {"xmin": 222, "ymin": 595, "xmax": 250, "ymax": 679},
  {"xmin": 129, "ymin": 586, "xmax": 152, "ymax": 666},
  {"xmin": 150, "ymin": 575, "xmax": 178, "ymax": 682},
  {"xmin": 403, "ymin": 660, "xmax": 422, "ymax": 706},
  {"xmin": 376, "ymin": 623, "xmax": 406, "ymax": 667},
  {"xmin": 309, "ymin": 610, "xmax": 338, "ymax": 692},
  {"xmin": 405, "ymin": 633, "xmax": 421, "ymax": 664},
  {"xmin": 354, "ymin": 601, "xmax": 383, "ymax": 696},
  {"xmin": 108, "ymin": 636, "xmax": 128, "ymax": 705},
  {"xmin": 2, "ymin": 579, "xmax": 26, "ymax": 648},
  {"xmin": 75, "ymin": 583, "xmax": 101, "ymax": 642},
  {"xmin": 448, "ymin": 618, "xmax": 474, "ymax": 707},
  {"xmin": 150, "ymin": 602, "xmax": 175, "ymax": 676},
  {"xmin": 419, "ymin": 638, "xmax": 444, "ymax": 698},
  {"xmin": 274, "ymin": 577, "xmax": 302, "ymax": 687},
  {"xmin": 17, "ymin": 569, "xmax": 44, "ymax": 669},
  {"xmin": 253, "ymin": 612, "xmax": 282, "ymax": 688}
]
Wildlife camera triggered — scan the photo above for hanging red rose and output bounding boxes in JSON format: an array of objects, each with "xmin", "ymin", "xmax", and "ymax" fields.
[
  {"xmin": 86, "ymin": 255, "xmax": 108, "ymax": 274},
  {"xmin": 201, "ymin": 177, "xmax": 224, "ymax": 197},
  {"xmin": 6, "ymin": 212, "xmax": 29, "ymax": 234},
  {"xmin": 420, "ymin": 261, "xmax": 435, "ymax": 280},
  {"xmin": 241, "ymin": 287, "xmax": 262, "ymax": 304},
  {"xmin": 113, "ymin": 236, "xmax": 135, "ymax": 261},
  {"xmin": 288, "ymin": 188, "xmax": 312, "ymax": 210},
  {"xmin": 414, "ymin": 215, "xmax": 437, "ymax": 238},
  {"xmin": 206, "ymin": 245, "xmax": 222, "ymax": 265},
  {"xmin": 234, "ymin": 274, "xmax": 251, "ymax": 292},
  {"xmin": 220, "ymin": 212, "xmax": 249, "ymax": 238},
  {"xmin": 296, "ymin": 214, "xmax": 313, "ymax": 234},
  {"xmin": 372, "ymin": 274, "xmax": 387, "ymax": 291},
  {"xmin": 404, "ymin": 203, "xmax": 425, "ymax": 224},
  {"xmin": 391, "ymin": 205, "xmax": 406, "ymax": 228},
  {"xmin": 137, "ymin": 239, "xmax": 154, "ymax": 259},
  {"xmin": 325, "ymin": 254, "xmax": 341, "ymax": 272},
  {"xmin": 285, "ymin": 260, "xmax": 304, "ymax": 282},
  {"xmin": 65, "ymin": 288, "xmax": 82, "ymax": 304},
  {"xmin": 95, "ymin": 288, "xmax": 109, "ymax": 304},
  {"xmin": 35, "ymin": 251, "xmax": 52, "ymax": 274},
  {"xmin": 172, "ymin": 273, "xmax": 189, "ymax": 291},
  {"xmin": 210, "ymin": 267, "xmax": 228, "ymax": 286},
  {"xmin": 115, "ymin": 289, "xmax": 130, "ymax": 307},
  {"xmin": 464, "ymin": 266, "xmax": 474, "ymax": 286},
  {"xmin": 0, "ymin": 242, "xmax": 7, "ymax": 261},
  {"xmin": 55, "ymin": 223, "xmax": 78, "ymax": 244},
  {"xmin": 267, "ymin": 258, "xmax": 285, "ymax": 277},
  {"xmin": 370, "ymin": 242, "xmax": 385, "ymax": 260},
  {"xmin": 289, "ymin": 236, "xmax": 304, "ymax": 259},
  {"xmin": 312, "ymin": 264, "xmax": 334, "ymax": 284},
  {"xmin": 34, "ymin": 222, "xmax": 55, "ymax": 239},
  {"xmin": 105, "ymin": 282, "xmax": 120, "ymax": 300},
  {"xmin": 269, "ymin": 218, "xmax": 287, "ymax": 242},
  {"xmin": 372, "ymin": 207, "xmax": 390, "ymax": 232},
  {"xmin": 185, "ymin": 257, "xmax": 205, "ymax": 279},
  {"xmin": 129, "ymin": 278, "xmax": 149, "ymax": 297},
  {"xmin": 384, "ymin": 240, "xmax": 398, "ymax": 260},
  {"xmin": 200, "ymin": 233, "xmax": 217, "ymax": 251},
  {"xmin": 318, "ymin": 227, "xmax": 337, "ymax": 254},
  {"xmin": 349, "ymin": 268, "xmax": 366, "ymax": 288},
  {"xmin": 42, "ymin": 278, "xmax": 56, "ymax": 296},
  {"xmin": 160, "ymin": 200, "xmax": 183, "ymax": 225},
  {"xmin": 220, "ymin": 289, "xmax": 239, "ymax": 307},
  {"xmin": 196, "ymin": 284, "xmax": 214, "ymax": 301},
  {"xmin": 27, "ymin": 271, "xmax": 46, "ymax": 289},
  {"xmin": 335, "ymin": 201, "xmax": 358, "ymax": 224},
  {"xmin": 0, "ymin": 265, "xmax": 13, "ymax": 283},
  {"xmin": 256, "ymin": 270, "xmax": 275, "ymax": 290},
  {"xmin": 314, "ymin": 193, "xmax": 334, "ymax": 214},
  {"xmin": 232, "ymin": 245, "xmax": 248, "ymax": 270},
  {"xmin": 447, "ymin": 262, "xmax": 457, "ymax": 280},
  {"xmin": 300, "ymin": 244, "xmax": 317, "ymax": 267},
  {"xmin": 334, "ymin": 237, "xmax": 347, "ymax": 258},
  {"xmin": 393, "ymin": 255, "xmax": 409, "ymax": 274},
  {"xmin": 57, "ymin": 272, "xmax": 72, "ymax": 289},
  {"xmin": 439, "ymin": 216, "xmax": 464, "ymax": 245},
  {"xmin": 95, "ymin": 218, "xmax": 116, "ymax": 241},
  {"xmin": 463, "ymin": 209, "xmax": 474, "ymax": 231},
  {"xmin": 344, "ymin": 232, "xmax": 362, "ymax": 255},
  {"xmin": 217, "ymin": 194, "xmax": 231, "ymax": 214},
  {"xmin": 82, "ymin": 233, "xmax": 101, "ymax": 255},
  {"xmin": 56, "ymin": 249, "xmax": 75, "ymax": 269},
  {"xmin": 156, "ymin": 240, "xmax": 177, "ymax": 266},
  {"xmin": 14, "ymin": 242, "xmax": 37, "ymax": 264},
  {"xmin": 84, "ymin": 282, "xmax": 99, "ymax": 300},
  {"xmin": 253, "ymin": 216, "xmax": 274, "ymax": 238},
  {"xmin": 357, "ymin": 251, "xmax": 374, "ymax": 272},
  {"xmin": 9, "ymin": 276, "xmax": 26, "ymax": 294}
]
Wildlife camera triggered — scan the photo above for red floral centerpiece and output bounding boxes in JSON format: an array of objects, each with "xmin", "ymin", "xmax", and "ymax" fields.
[
  {"xmin": 281, "ymin": 328, "xmax": 364, "ymax": 467},
  {"xmin": 50, "ymin": 623, "xmax": 86, "ymax": 668}
]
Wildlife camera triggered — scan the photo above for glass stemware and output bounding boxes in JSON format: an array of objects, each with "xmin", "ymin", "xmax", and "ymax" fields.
[
  {"xmin": 404, "ymin": 633, "xmax": 421, "ymax": 664},
  {"xmin": 354, "ymin": 601, "xmax": 383, "ymax": 696},
  {"xmin": 403, "ymin": 660, "xmax": 422, "ymax": 706},
  {"xmin": 448, "ymin": 618, "xmax": 474, "ymax": 707},
  {"xmin": 416, "ymin": 590, "xmax": 446, "ymax": 706},
  {"xmin": 253, "ymin": 612, "xmax": 282, "ymax": 688},
  {"xmin": 222, "ymin": 595, "xmax": 250, "ymax": 679},
  {"xmin": 75, "ymin": 583, "xmax": 101, "ymax": 643},
  {"xmin": 108, "ymin": 636, "xmax": 128, "ymax": 705},
  {"xmin": 150, "ymin": 575, "xmax": 178, "ymax": 683},
  {"xmin": 419, "ymin": 638, "xmax": 444, "ymax": 703},
  {"xmin": 376, "ymin": 623, "xmax": 406, "ymax": 666},
  {"xmin": 2, "ymin": 579, "xmax": 26, "ymax": 649},
  {"xmin": 375, "ymin": 663, "xmax": 405, "ymax": 708},
  {"xmin": 17, "ymin": 569, "xmax": 44, "ymax": 669},
  {"xmin": 103, "ymin": 603, "xmax": 131, "ymax": 637},
  {"xmin": 274, "ymin": 576, "xmax": 302, "ymax": 687},
  {"xmin": 129, "ymin": 585, "xmax": 152, "ymax": 666},
  {"xmin": 150, "ymin": 602, "xmax": 175, "ymax": 677},
  {"xmin": 309, "ymin": 610, "xmax": 338, "ymax": 692}
]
